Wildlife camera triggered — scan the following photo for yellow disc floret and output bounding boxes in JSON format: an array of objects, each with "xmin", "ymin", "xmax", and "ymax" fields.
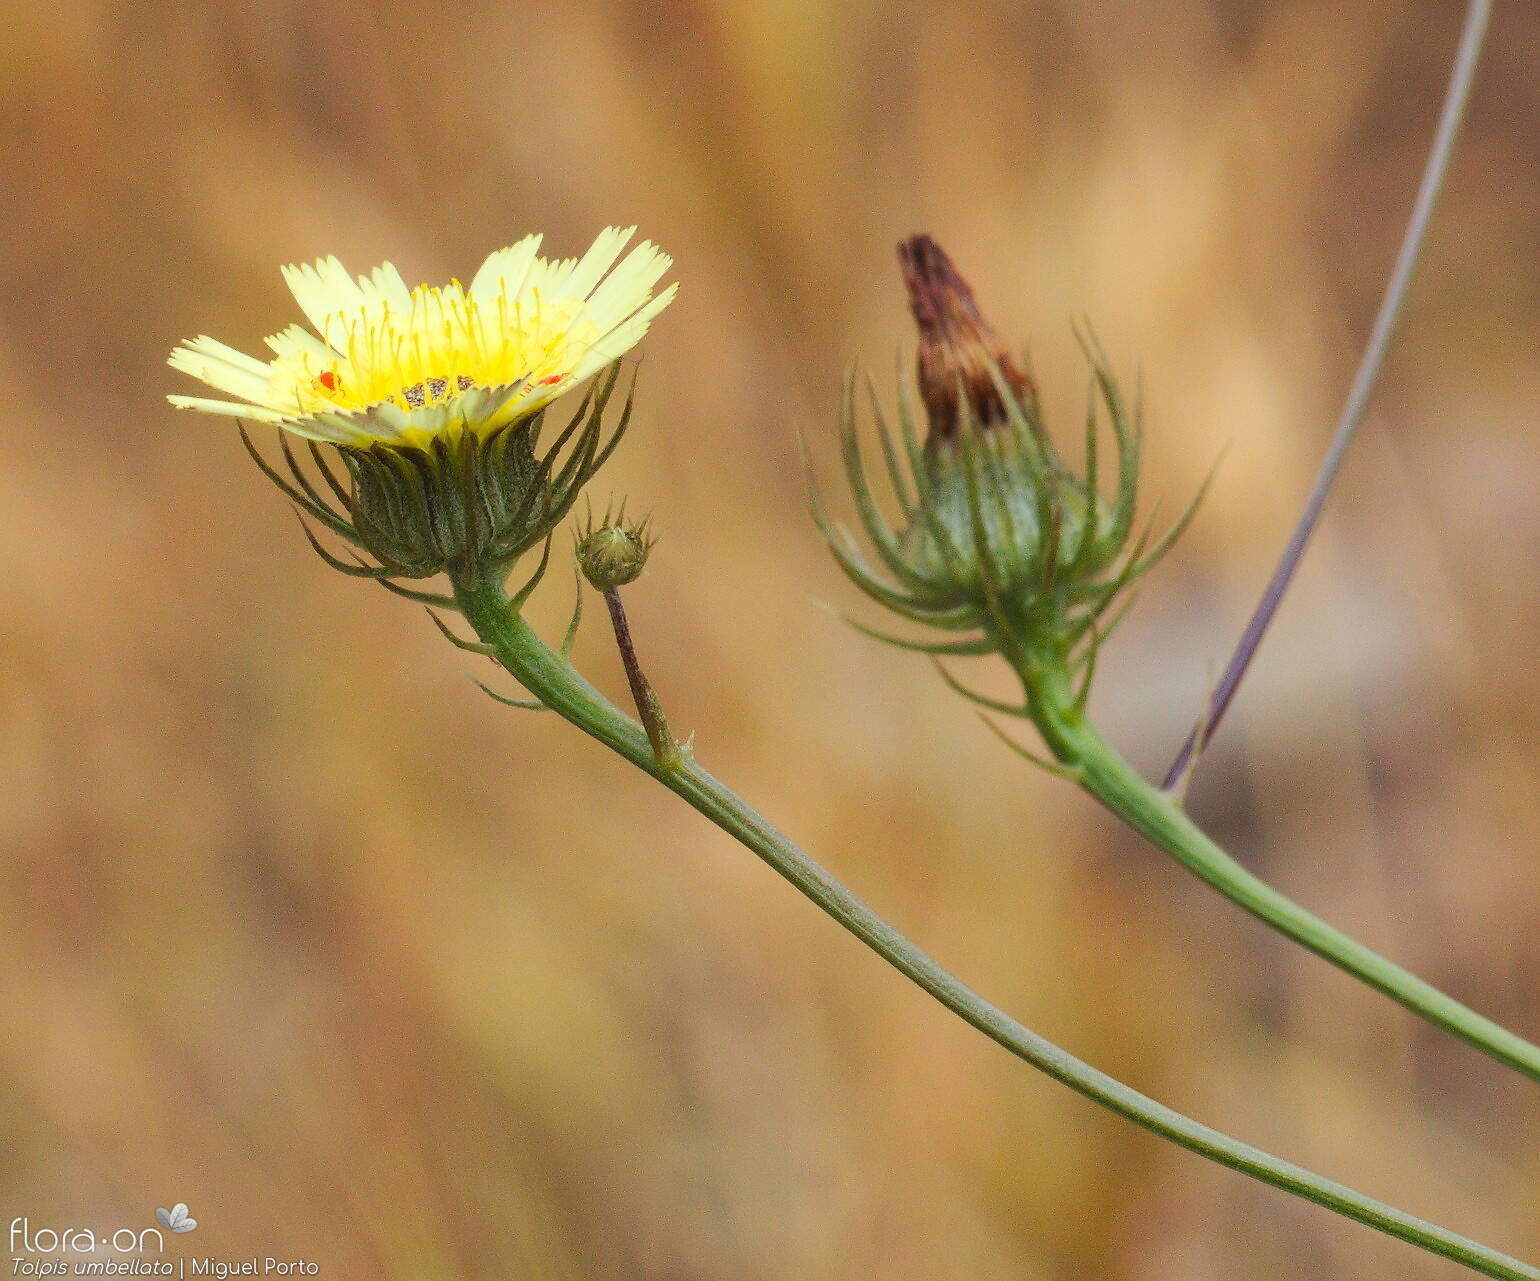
[{"xmin": 168, "ymin": 227, "xmax": 676, "ymax": 448}]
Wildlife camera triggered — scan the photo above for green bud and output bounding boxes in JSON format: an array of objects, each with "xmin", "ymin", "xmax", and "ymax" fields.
[
  {"xmin": 813, "ymin": 235, "xmax": 1206, "ymax": 672},
  {"xmin": 893, "ymin": 428, "xmax": 1116, "ymax": 606},
  {"xmin": 577, "ymin": 511, "xmax": 654, "ymax": 590}
]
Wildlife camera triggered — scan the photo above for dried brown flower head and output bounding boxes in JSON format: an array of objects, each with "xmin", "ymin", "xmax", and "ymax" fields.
[{"xmin": 897, "ymin": 234, "xmax": 1035, "ymax": 441}]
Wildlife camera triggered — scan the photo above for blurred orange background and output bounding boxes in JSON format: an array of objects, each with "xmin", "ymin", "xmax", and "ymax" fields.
[{"xmin": 1, "ymin": 0, "xmax": 1538, "ymax": 1277}]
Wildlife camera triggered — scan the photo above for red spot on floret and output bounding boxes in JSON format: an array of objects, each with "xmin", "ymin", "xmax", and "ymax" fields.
[
  {"xmin": 537, "ymin": 374, "xmax": 564, "ymax": 386},
  {"xmin": 318, "ymin": 370, "xmax": 339, "ymax": 392}
]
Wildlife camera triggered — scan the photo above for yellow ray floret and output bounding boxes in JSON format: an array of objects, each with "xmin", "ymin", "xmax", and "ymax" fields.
[{"xmin": 168, "ymin": 226, "xmax": 676, "ymax": 448}]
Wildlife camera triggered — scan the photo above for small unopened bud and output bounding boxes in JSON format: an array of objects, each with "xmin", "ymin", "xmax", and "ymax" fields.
[
  {"xmin": 577, "ymin": 514, "xmax": 654, "ymax": 590},
  {"xmin": 897, "ymin": 234, "xmax": 1035, "ymax": 440}
]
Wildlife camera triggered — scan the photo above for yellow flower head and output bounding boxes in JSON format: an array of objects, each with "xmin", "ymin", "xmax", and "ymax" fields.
[{"xmin": 168, "ymin": 226, "xmax": 676, "ymax": 449}]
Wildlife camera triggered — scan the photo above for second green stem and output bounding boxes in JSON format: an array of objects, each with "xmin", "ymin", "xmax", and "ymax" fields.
[{"xmin": 1022, "ymin": 663, "xmax": 1540, "ymax": 1084}]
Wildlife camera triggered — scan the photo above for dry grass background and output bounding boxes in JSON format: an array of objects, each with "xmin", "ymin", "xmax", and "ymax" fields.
[{"xmin": 1, "ymin": 0, "xmax": 1538, "ymax": 1277}]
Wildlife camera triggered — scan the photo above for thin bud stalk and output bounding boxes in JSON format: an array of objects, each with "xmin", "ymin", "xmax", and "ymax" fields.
[{"xmin": 602, "ymin": 586, "xmax": 681, "ymax": 768}]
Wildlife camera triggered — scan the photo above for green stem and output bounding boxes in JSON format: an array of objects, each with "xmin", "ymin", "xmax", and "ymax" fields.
[
  {"xmin": 451, "ymin": 564, "xmax": 1537, "ymax": 1281},
  {"xmin": 1025, "ymin": 664, "xmax": 1540, "ymax": 1084}
]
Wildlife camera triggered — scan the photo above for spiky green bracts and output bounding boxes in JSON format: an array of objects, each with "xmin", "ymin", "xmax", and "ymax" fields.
[
  {"xmin": 242, "ymin": 362, "xmax": 632, "ymax": 603},
  {"xmin": 812, "ymin": 236, "xmax": 1207, "ymax": 728}
]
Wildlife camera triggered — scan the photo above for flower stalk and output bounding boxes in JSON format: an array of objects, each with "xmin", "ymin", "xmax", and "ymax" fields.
[
  {"xmin": 1021, "ymin": 662, "xmax": 1540, "ymax": 1081},
  {"xmin": 446, "ymin": 559, "xmax": 1537, "ymax": 1281}
]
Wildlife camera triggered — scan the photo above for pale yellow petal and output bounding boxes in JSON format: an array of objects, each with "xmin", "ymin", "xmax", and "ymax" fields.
[
  {"xmin": 281, "ymin": 256, "xmax": 368, "ymax": 337},
  {"xmin": 580, "ymin": 243, "xmax": 673, "ymax": 329},
  {"xmin": 167, "ymin": 394, "xmax": 289, "ymax": 423},
  {"xmin": 563, "ymin": 225, "xmax": 636, "ymax": 300},
  {"xmin": 569, "ymin": 283, "xmax": 678, "ymax": 383},
  {"xmin": 181, "ymin": 334, "xmax": 272, "ymax": 376},
  {"xmin": 168, "ymin": 345, "xmax": 274, "ymax": 404},
  {"xmin": 264, "ymin": 323, "xmax": 336, "ymax": 361},
  {"xmin": 469, "ymin": 234, "xmax": 544, "ymax": 304},
  {"xmin": 363, "ymin": 262, "xmax": 412, "ymax": 310}
]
